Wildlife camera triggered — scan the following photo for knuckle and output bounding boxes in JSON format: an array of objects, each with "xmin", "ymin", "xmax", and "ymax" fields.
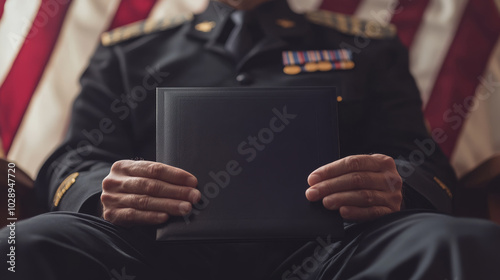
[
  {"xmin": 102, "ymin": 208, "xmax": 117, "ymax": 222},
  {"xmin": 391, "ymin": 188, "xmax": 403, "ymax": 202},
  {"xmin": 361, "ymin": 190, "xmax": 374, "ymax": 204},
  {"xmin": 102, "ymin": 176, "xmax": 120, "ymax": 191},
  {"xmin": 102, "ymin": 177, "xmax": 111, "ymax": 191},
  {"xmin": 322, "ymin": 182, "xmax": 335, "ymax": 196},
  {"xmin": 146, "ymin": 163, "xmax": 164, "ymax": 178},
  {"xmin": 136, "ymin": 195, "xmax": 151, "ymax": 209},
  {"xmin": 345, "ymin": 156, "xmax": 361, "ymax": 172},
  {"xmin": 123, "ymin": 177, "xmax": 145, "ymax": 192},
  {"xmin": 143, "ymin": 180, "xmax": 162, "ymax": 196},
  {"xmin": 385, "ymin": 172, "xmax": 403, "ymax": 191},
  {"xmin": 111, "ymin": 160, "xmax": 128, "ymax": 173},
  {"xmin": 100, "ymin": 192, "xmax": 114, "ymax": 205},
  {"xmin": 170, "ymin": 187, "xmax": 183, "ymax": 200},
  {"xmin": 393, "ymin": 174, "xmax": 403, "ymax": 189},
  {"xmin": 122, "ymin": 177, "xmax": 136, "ymax": 191},
  {"xmin": 381, "ymin": 156, "xmax": 396, "ymax": 169},
  {"xmin": 351, "ymin": 173, "xmax": 365, "ymax": 187}
]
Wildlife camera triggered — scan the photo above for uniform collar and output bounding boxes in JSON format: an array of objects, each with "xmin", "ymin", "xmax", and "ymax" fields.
[
  {"xmin": 255, "ymin": 0, "xmax": 310, "ymax": 39},
  {"xmin": 187, "ymin": 0, "xmax": 311, "ymax": 47},
  {"xmin": 186, "ymin": 1, "xmax": 234, "ymax": 42}
]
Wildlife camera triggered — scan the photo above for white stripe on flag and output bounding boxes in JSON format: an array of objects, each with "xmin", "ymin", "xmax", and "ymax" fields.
[
  {"xmin": 409, "ymin": 0, "xmax": 468, "ymax": 107},
  {"xmin": 0, "ymin": 0, "xmax": 41, "ymax": 87},
  {"xmin": 451, "ymin": 37, "xmax": 500, "ymax": 178},
  {"xmin": 149, "ymin": 0, "xmax": 325, "ymax": 18},
  {"xmin": 288, "ymin": 0, "xmax": 323, "ymax": 13},
  {"xmin": 354, "ymin": 0, "xmax": 398, "ymax": 23},
  {"xmin": 8, "ymin": 0, "xmax": 121, "ymax": 178},
  {"xmin": 148, "ymin": 0, "xmax": 207, "ymax": 21}
]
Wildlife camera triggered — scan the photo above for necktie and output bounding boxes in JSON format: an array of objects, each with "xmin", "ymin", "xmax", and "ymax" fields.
[{"xmin": 225, "ymin": 10, "xmax": 254, "ymax": 62}]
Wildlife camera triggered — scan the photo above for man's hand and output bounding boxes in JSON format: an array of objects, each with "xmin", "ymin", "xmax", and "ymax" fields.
[
  {"xmin": 305, "ymin": 154, "xmax": 403, "ymax": 221},
  {"xmin": 101, "ymin": 160, "xmax": 200, "ymax": 227}
]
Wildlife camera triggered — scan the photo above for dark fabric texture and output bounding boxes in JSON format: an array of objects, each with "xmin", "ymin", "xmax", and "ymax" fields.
[
  {"xmin": 225, "ymin": 10, "xmax": 258, "ymax": 62},
  {"xmin": 277, "ymin": 211, "xmax": 500, "ymax": 280},
  {"xmin": 1, "ymin": 211, "xmax": 500, "ymax": 279}
]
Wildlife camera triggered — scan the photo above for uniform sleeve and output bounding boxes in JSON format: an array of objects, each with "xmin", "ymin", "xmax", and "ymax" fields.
[
  {"xmin": 34, "ymin": 44, "xmax": 134, "ymax": 215},
  {"xmin": 362, "ymin": 37, "xmax": 457, "ymax": 213}
]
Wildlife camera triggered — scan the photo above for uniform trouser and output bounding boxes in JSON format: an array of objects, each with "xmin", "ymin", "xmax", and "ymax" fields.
[{"xmin": 1, "ymin": 210, "xmax": 500, "ymax": 280}]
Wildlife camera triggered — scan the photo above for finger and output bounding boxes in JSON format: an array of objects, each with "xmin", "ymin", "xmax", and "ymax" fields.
[
  {"xmin": 115, "ymin": 177, "xmax": 201, "ymax": 203},
  {"xmin": 101, "ymin": 193, "xmax": 194, "ymax": 216},
  {"xmin": 102, "ymin": 207, "xmax": 169, "ymax": 227},
  {"xmin": 306, "ymin": 171, "xmax": 395, "ymax": 201},
  {"xmin": 308, "ymin": 154, "xmax": 396, "ymax": 186},
  {"xmin": 321, "ymin": 190, "xmax": 398, "ymax": 210},
  {"xmin": 338, "ymin": 206, "xmax": 394, "ymax": 221},
  {"xmin": 112, "ymin": 160, "xmax": 198, "ymax": 187}
]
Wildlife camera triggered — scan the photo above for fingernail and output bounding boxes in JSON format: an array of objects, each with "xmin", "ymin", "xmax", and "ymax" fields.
[
  {"xmin": 306, "ymin": 188, "xmax": 320, "ymax": 201},
  {"xmin": 189, "ymin": 189, "xmax": 201, "ymax": 204},
  {"xmin": 323, "ymin": 197, "xmax": 336, "ymax": 209},
  {"xmin": 308, "ymin": 174, "xmax": 321, "ymax": 186},
  {"xmin": 179, "ymin": 202, "xmax": 192, "ymax": 215}
]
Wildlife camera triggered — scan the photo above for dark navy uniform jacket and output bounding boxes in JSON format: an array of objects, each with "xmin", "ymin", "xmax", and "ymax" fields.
[{"xmin": 35, "ymin": 0, "xmax": 457, "ymax": 217}]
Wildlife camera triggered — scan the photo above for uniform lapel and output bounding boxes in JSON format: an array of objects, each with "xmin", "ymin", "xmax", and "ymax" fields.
[
  {"xmin": 186, "ymin": 2, "xmax": 235, "ymax": 58},
  {"xmin": 237, "ymin": 0, "xmax": 312, "ymax": 69},
  {"xmin": 185, "ymin": 0, "xmax": 312, "ymax": 69}
]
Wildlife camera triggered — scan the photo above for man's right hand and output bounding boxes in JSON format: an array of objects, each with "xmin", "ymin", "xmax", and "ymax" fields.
[{"xmin": 101, "ymin": 160, "xmax": 200, "ymax": 227}]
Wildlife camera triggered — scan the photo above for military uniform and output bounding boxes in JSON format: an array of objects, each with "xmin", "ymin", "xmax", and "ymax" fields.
[
  {"xmin": 41, "ymin": 0, "xmax": 455, "ymax": 214},
  {"xmin": 1, "ymin": 1, "xmax": 500, "ymax": 279}
]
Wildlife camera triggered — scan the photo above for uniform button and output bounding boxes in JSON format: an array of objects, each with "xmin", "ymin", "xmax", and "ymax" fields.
[{"xmin": 236, "ymin": 73, "xmax": 253, "ymax": 85}]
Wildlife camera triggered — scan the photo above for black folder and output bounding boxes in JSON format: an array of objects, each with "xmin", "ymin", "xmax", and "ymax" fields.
[{"xmin": 156, "ymin": 87, "xmax": 343, "ymax": 242}]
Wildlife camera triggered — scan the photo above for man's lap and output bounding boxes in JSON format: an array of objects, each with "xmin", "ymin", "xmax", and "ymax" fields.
[
  {"xmin": 1, "ymin": 210, "xmax": 499, "ymax": 280},
  {"xmin": 302, "ymin": 211, "xmax": 500, "ymax": 279}
]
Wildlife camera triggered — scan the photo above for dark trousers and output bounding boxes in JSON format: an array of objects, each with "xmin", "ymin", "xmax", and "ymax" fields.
[{"xmin": 1, "ymin": 210, "xmax": 500, "ymax": 280}]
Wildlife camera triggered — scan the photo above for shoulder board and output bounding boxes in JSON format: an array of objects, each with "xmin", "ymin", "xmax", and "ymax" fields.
[
  {"xmin": 101, "ymin": 13, "xmax": 193, "ymax": 46},
  {"xmin": 306, "ymin": 10, "xmax": 396, "ymax": 39}
]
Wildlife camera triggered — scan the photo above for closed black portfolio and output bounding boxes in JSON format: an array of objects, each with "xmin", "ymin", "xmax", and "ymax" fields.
[{"xmin": 156, "ymin": 87, "xmax": 343, "ymax": 242}]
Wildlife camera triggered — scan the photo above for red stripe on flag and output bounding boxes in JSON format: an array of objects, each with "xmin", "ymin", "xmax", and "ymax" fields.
[
  {"xmin": 0, "ymin": 0, "xmax": 72, "ymax": 154},
  {"xmin": 424, "ymin": 0, "xmax": 500, "ymax": 157},
  {"xmin": 320, "ymin": 0, "xmax": 363, "ymax": 15},
  {"xmin": 390, "ymin": 0, "xmax": 431, "ymax": 48},
  {"xmin": 0, "ymin": 0, "xmax": 6, "ymax": 20},
  {"xmin": 107, "ymin": 0, "xmax": 157, "ymax": 30}
]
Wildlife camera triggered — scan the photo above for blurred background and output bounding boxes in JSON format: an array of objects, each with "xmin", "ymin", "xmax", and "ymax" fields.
[{"xmin": 0, "ymin": 0, "xmax": 499, "ymax": 220}]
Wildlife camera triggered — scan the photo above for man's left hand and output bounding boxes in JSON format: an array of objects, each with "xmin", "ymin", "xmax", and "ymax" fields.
[{"xmin": 305, "ymin": 154, "xmax": 403, "ymax": 221}]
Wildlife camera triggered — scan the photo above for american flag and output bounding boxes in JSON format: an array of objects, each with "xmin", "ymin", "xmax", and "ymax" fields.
[{"xmin": 0, "ymin": 0, "xmax": 499, "ymax": 180}]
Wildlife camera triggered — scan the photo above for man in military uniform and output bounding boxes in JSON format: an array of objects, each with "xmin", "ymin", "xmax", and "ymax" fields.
[{"xmin": 1, "ymin": 0, "xmax": 500, "ymax": 279}]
